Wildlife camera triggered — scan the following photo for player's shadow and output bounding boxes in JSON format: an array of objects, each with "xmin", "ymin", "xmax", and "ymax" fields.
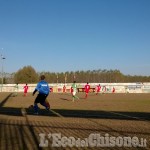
[{"xmin": 59, "ymin": 98, "xmax": 70, "ymax": 101}]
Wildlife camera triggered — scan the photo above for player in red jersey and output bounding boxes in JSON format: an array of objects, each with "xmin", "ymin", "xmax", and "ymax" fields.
[
  {"xmin": 23, "ymin": 83, "xmax": 28, "ymax": 96},
  {"xmin": 63, "ymin": 85, "xmax": 66, "ymax": 93},
  {"xmin": 95, "ymin": 84, "xmax": 101, "ymax": 95},
  {"xmin": 112, "ymin": 87, "xmax": 115, "ymax": 93},
  {"xmin": 84, "ymin": 82, "xmax": 90, "ymax": 99},
  {"xmin": 70, "ymin": 86, "xmax": 73, "ymax": 96}
]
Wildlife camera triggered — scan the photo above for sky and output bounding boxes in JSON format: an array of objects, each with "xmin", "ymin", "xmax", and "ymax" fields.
[{"xmin": 0, "ymin": 0, "xmax": 150, "ymax": 76}]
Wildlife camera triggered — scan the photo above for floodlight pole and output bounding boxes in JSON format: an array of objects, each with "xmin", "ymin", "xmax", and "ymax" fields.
[
  {"xmin": 56, "ymin": 73, "xmax": 58, "ymax": 85},
  {"xmin": 73, "ymin": 72, "xmax": 76, "ymax": 81},
  {"xmin": 64, "ymin": 74, "xmax": 67, "ymax": 84},
  {"xmin": 1, "ymin": 54, "xmax": 6, "ymax": 92}
]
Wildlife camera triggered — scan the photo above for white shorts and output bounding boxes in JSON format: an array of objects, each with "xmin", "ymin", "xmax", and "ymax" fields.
[{"xmin": 73, "ymin": 91, "xmax": 76, "ymax": 96}]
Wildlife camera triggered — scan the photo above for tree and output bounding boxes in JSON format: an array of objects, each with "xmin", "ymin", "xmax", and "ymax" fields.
[
  {"xmin": 14, "ymin": 66, "xmax": 38, "ymax": 83},
  {"xmin": 5, "ymin": 67, "xmax": 150, "ymax": 84}
]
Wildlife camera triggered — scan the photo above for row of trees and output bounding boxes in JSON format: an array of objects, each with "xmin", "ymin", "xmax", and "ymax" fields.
[{"xmin": 3, "ymin": 66, "xmax": 150, "ymax": 84}]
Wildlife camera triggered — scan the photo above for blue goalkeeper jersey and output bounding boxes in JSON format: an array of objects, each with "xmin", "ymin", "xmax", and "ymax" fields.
[{"xmin": 35, "ymin": 80, "xmax": 50, "ymax": 95}]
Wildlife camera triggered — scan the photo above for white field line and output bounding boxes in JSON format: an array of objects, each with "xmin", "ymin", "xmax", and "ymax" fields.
[
  {"xmin": 21, "ymin": 108, "xmax": 27, "ymax": 116},
  {"xmin": 50, "ymin": 109, "xmax": 64, "ymax": 118},
  {"xmin": 108, "ymin": 111, "xmax": 148, "ymax": 122},
  {"xmin": 21, "ymin": 107, "xmax": 63, "ymax": 118}
]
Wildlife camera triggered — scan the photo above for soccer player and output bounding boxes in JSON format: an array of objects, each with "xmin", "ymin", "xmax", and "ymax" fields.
[
  {"xmin": 32, "ymin": 75, "xmax": 50, "ymax": 114},
  {"xmin": 112, "ymin": 87, "xmax": 115, "ymax": 93},
  {"xmin": 95, "ymin": 84, "xmax": 101, "ymax": 95},
  {"xmin": 84, "ymin": 82, "xmax": 90, "ymax": 99},
  {"xmin": 102, "ymin": 85, "xmax": 106, "ymax": 94},
  {"xmin": 63, "ymin": 85, "xmax": 66, "ymax": 93},
  {"xmin": 70, "ymin": 86, "xmax": 73, "ymax": 95},
  {"xmin": 71, "ymin": 81, "xmax": 79, "ymax": 102},
  {"xmin": 23, "ymin": 83, "xmax": 28, "ymax": 96}
]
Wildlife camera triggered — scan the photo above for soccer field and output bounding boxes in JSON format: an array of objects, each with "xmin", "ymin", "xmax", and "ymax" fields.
[{"xmin": 0, "ymin": 92, "xmax": 150, "ymax": 150}]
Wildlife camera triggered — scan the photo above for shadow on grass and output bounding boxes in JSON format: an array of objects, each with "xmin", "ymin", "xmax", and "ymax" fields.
[
  {"xmin": 50, "ymin": 109, "xmax": 150, "ymax": 121},
  {"xmin": 59, "ymin": 97, "xmax": 70, "ymax": 101},
  {"xmin": 0, "ymin": 93, "xmax": 150, "ymax": 121},
  {"xmin": 0, "ymin": 107, "xmax": 150, "ymax": 121},
  {"xmin": 0, "ymin": 93, "xmax": 43, "ymax": 150}
]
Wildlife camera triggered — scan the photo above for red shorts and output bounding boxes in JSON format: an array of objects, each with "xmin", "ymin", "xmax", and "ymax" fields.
[
  {"xmin": 24, "ymin": 90, "xmax": 27, "ymax": 93},
  {"xmin": 85, "ymin": 90, "xmax": 90, "ymax": 93}
]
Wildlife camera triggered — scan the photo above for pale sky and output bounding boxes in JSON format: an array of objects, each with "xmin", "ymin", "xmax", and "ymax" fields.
[{"xmin": 0, "ymin": 0, "xmax": 150, "ymax": 76}]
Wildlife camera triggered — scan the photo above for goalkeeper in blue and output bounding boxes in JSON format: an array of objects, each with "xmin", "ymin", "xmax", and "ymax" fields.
[{"xmin": 32, "ymin": 75, "xmax": 50, "ymax": 114}]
